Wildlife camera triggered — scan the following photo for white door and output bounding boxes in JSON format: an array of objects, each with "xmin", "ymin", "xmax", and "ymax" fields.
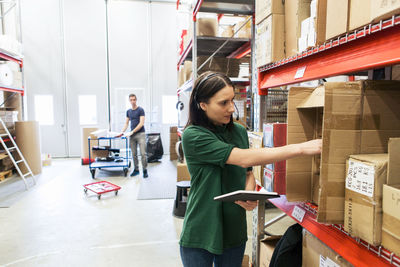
[
  {"xmin": 21, "ymin": 0, "xmax": 68, "ymax": 157},
  {"xmin": 63, "ymin": 0, "xmax": 109, "ymax": 157}
]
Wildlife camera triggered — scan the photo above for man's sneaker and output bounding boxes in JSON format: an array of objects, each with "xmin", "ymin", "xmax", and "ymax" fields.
[
  {"xmin": 143, "ymin": 169, "xmax": 148, "ymax": 178},
  {"xmin": 130, "ymin": 170, "xmax": 139, "ymax": 177}
]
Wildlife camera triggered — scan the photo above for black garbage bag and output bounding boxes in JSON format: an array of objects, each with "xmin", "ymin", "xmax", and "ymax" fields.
[{"xmin": 146, "ymin": 133, "xmax": 164, "ymax": 163}]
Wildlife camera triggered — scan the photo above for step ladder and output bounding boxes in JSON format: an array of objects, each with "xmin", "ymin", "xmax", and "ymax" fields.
[{"xmin": 0, "ymin": 118, "xmax": 36, "ymax": 190}]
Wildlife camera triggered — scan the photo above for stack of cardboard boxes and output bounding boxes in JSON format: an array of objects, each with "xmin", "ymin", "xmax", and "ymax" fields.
[
  {"xmin": 283, "ymin": 81, "xmax": 400, "ymax": 262},
  {"xmin": 177, "ymin": 160, "xmax": 191, "ymax": 182},
  {"xmin": 170, "ymin": 126, "xmax": 178, "ymax": 161},
  {"xmin": 382, "ymin": 138, "xmax": 400, "ymax": 257},
  {"xmin": 259, "ymin": 236, "xmax": 281, "ymax": 267},
  {"xmin": 302, "ymin": 230, "xmax": 352, "ymax": 266},
  {"xmin": 255, "ymin": 0, "xmax": 285, "ymax": 68},
  {"xmin": 254, "ymin": 0, "xmax": 400, "ymax": 68},
  {"xmin": 329, "ymin": 0, "xmax": 400, "ymax": 40},
  {"xmin": 233, "ymin": 16, "xmax": 252, "ymax": 39},
  {"xmin": 298, "ymin": 0, "xmax": 327, "ymax": 52},
  {"xmin": 342, "ymin": 138, "xmax": 400, "ymax": 255}
]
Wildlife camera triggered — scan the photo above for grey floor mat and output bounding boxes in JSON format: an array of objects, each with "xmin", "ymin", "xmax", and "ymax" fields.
[{"xmin": 137, "ymin": 171, "xmax": 176, "ymax": 200}]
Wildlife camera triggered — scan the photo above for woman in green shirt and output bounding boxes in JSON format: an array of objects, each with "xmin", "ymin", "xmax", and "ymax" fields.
[{"xmin": 180, "ymin": 72, "xmax": 321, "ymax": 267}]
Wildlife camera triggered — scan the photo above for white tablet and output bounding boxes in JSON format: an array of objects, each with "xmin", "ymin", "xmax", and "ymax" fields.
[{"xmin": 213, "ymin": 190, "xmax": 279, "ymax": 202}]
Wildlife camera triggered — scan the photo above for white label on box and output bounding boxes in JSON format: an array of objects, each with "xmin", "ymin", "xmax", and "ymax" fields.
[
  {"xmin": 320, "ymin": 255, "xmax": 339, "ymax": 267},
  {"xmin": 292, "ymin": 206, "xmax": 306, "ymax": 223},
  {"xmin": 294, "ymin": 66, "xmax": 307, "ymax": 79},
  {"xmin": 346, "ymin": 160, "xmax": 375, "ymax": 197}
]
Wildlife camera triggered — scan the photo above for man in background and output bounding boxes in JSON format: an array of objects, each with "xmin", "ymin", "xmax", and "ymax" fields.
[{"xmin": 121, "ymin": 94, "xmax": 148, "ymax": 178}]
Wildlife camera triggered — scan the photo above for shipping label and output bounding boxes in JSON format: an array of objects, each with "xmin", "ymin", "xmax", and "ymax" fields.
[
  {"xmin": 320, "ymin": 255, "xmax": 340, "ymax": 267},
  {"xmin": 292, "ymin": 206, "xmax": 306, "ymax": 223},
  {"xmin": 346, "ymin": 160, "xmax": 375, "ymax": 197}
]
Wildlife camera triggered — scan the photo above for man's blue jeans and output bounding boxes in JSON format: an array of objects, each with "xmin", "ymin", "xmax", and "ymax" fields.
[{"xmin": 180, "ymin": 243, "xmax": 246, "ymax": 267}]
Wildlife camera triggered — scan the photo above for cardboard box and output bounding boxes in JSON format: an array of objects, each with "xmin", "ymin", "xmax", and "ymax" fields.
[
  {"xmin": 344, "ymin": 154, "xmax": 388, "ymax": 246},
  {"xmin": 302, "ymin": 230, "xmax": 352, "ymax": 267},
  {"xmin": 255, "ymin": 0, "xmax": 285, "ymax": 25},
  {"xmin": 248, "ymin": 132, "xmax": 264, "ymax": 184},
  {"xmin": 220, "ymin": 25, "xmax": 234, "ymax": 38},
  {"xmin": 177, "ymin": 162, "xmax": 190, "ymax": 181},
  {"xmin": 286, "ymin": 81, "xmax": 400, "ymax": 223},
  {"xmin": 234, "ymin": 16, "xmax": 252, "ymax": 39},
  {"xmin": 314, "ymin": 0, "xmax": 327, "ymax": 46},
  {"xmin": 255, "ymin": 14, "xmax": 285, "ymax": 68},
  {"xmin": 264, "ymin": 169, "xmax": 286, "ymax": 194},
  {"xmin": 170, "ymin": 132, "xmax": 178, "ymax": 142},
  {"xmin": 326, "ymin": 0, "xmax": 349, "ymax": 40},
  {"xmin": 349, "ymin": 0, "xmax": 371, "ymax": 31},
  {"xmin": 259, "ymin": 236, "xmax": 281, "ymax": 267},
  {"xmin": 263, "ymin": 123, "xmax": 287, "ymax": 172},
  {"xmin": 170, "ymin": 126, "xmax": 177, "ymax": 133},
  {"xmin": 183, "ymin": 60, "xmax": 192, "ymax": 81},
  {"xmin": 15, "ymin": 121, "xmax": 42, "ymax": 175},
  {"xmin": 178, "ymin": 67, "xmax": 185, "ymax": 87},
  {"xmin": 393, "ymin": 65, "xmax": 400, "ymax": 81},
  {"xmin": 382, "ymin": 184, "xmax": 400, "ymax": 257},
  {"xmin": 82, "ymin": 127, "xmax": 99, "ymax": 158},
  {"xmin": 382, "ymin": 138, "xmax": 400, "ymax": 256},
  {"xmin": 4, "ymin": 91, "xmax": 22, "ymax": 121},
  {"xmin": 0, "ymin": 153, "xmax": 14, "ymax": 171},
  {"xmin": 197, "ymin": 56, "xmax": 241, "ymax": 77},
  {"xmin": 388, "ymin": 138, "xmax": 400, "ymax": 185},
  {"xmin": 285, "ymin": 0, "xmax": 311, "ymax": 57},
  {"xmin": 371, "ymin": 0, "xmax": 400, "ymax": 23},
  {"xmin": 197, "ymin": 17, "xmax": 218, "ymax": 37},
  {"xmin": 242, "ymin": 254, "xmax": 249, "ymax": 267},
  {"xmin": 92, "ymin": 149, "xmax": 109, "ymax": 158},
  {"xmin": 170, "ymin": 152, "xmax": 178, "ymax": 161}
]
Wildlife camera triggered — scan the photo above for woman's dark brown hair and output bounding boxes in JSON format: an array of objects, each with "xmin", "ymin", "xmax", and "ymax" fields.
[{"xmin": 186, "ymin": 71, "xmax": 235, "ymax": 131}]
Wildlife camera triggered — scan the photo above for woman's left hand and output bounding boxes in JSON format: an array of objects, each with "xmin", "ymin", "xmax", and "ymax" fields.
[{"xmin": 235, "ymin": 200, "xmax": 258, "ymax": 211}]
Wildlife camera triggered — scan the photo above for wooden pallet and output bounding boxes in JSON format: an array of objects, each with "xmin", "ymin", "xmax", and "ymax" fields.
[{"xmin": 0, "ymin": 170, "xmax": 13, "ymax": 181}]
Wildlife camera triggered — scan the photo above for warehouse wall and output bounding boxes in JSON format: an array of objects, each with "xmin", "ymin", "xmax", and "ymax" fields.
[
  {"xmin": 20, "ymin": 0, "xmax": 70, "ymax": 157},
  {"xmin": 20, "ymin": 0, "xmax": 178, "ymax": 157},
  {"xmin": 109, "ymin": 1, "xmax": 178, "ymax": 153}
]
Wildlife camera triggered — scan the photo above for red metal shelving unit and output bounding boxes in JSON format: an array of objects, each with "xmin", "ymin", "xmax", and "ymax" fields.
[
  {"xmin": 0, "ymin": 49, "xmax": 23, "ymax": 67},
  {"xmin": 258, "ymin": 15, "xmax": 400, "ymax": 94},
  {"xmin": 0, "ymin": 86, "xmax": 24, "ymax": 96},
  {"xmin": 0, "ymin": 49, "xmax": 24, "ymax": 95},
  {"xmin": 255, "ymin": 14, "xmax": 400, "ymax": 267},
  {"xmin": 269, "ymin": 196, "xmax": 400, "ymax": 267}
]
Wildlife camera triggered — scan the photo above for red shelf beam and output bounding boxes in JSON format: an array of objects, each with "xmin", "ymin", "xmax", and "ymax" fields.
[
  {"xmin": 177, "ymin": 40, "xmax": 193, "ymax": 70},
  {"xmin": 0, "ymin": 86, "xmax": 24, "ymax": 96},
  {"xmin": 0, "ymin": 51, "xmax": 22, "ymax": 67},
  {"xmin": 269, "ymin": 196, "xmax": 398, "ymax": 267},
  {"xmin": 258, "ymin": 20, "xmax": 400, "ymax": 94},
  {"xmin": 227, "ymin": 41, "xmax": 251, "ymax": 59}
]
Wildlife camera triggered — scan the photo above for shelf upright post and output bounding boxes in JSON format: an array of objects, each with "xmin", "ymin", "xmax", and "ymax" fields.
[
  {"xmin": 250, "ymin": 11, "xmax": 259, "ymax": 131},
  {"xmin": 252, "ymin": 200, "xmax": 266, "ymax": 267},
  {"xmin": 192, "ymin": 14, "xmax": 197, "ymax": 81}
]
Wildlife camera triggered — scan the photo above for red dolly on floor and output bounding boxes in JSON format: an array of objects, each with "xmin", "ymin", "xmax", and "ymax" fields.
[{"xmin": 83, "ymin": 181, "xmax": 121, "ymax": 200}]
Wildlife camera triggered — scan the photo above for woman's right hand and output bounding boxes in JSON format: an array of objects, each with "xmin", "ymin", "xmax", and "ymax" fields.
[{"xmin": 298, "ymin": 139, "xmax": 322, "ymax": 156}]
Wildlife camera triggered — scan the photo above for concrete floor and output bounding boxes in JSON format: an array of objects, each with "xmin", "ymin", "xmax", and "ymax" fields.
[{"xmin": 0, "ymin": 158, "xmax": 295, "ymax": 267}]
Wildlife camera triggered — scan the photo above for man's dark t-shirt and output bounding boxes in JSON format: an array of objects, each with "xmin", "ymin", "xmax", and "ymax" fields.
[{"xmin": 127, "ymin": 107, "xmax": 145, "ymax": 133}]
